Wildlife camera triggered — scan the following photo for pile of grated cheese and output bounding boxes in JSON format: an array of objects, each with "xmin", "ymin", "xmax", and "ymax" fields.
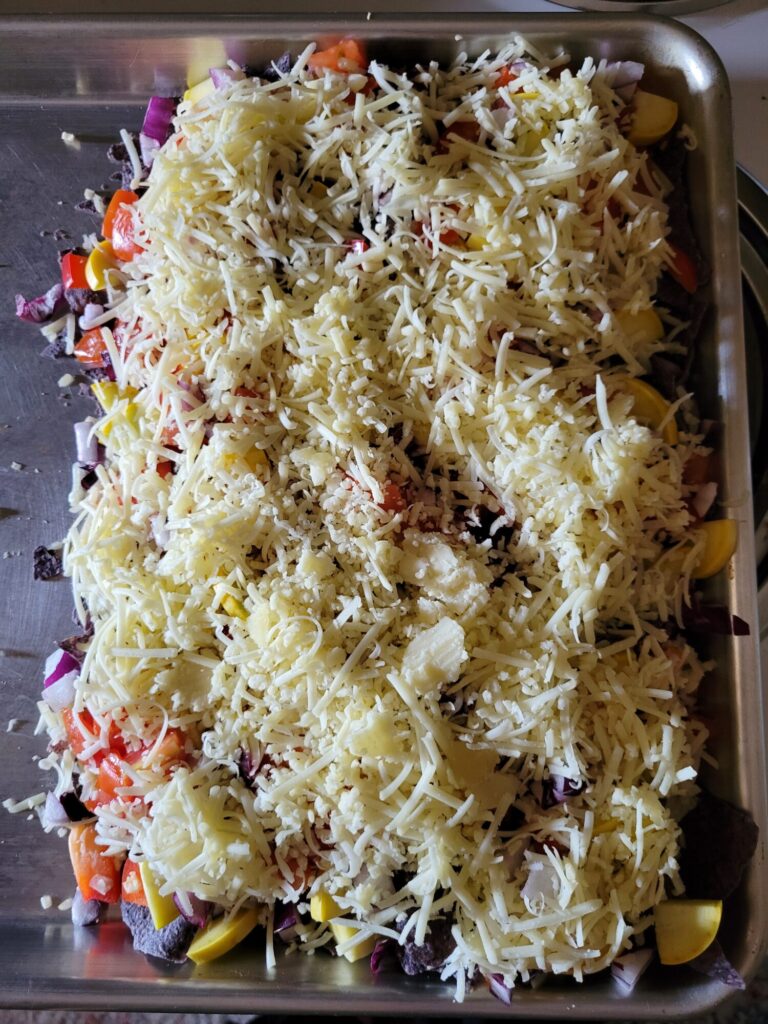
[{"xmin": 40, "ymin": 37, "xmax": 712, "ymax": 995}]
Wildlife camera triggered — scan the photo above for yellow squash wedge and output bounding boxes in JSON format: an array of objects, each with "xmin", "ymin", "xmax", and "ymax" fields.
[
  {"xmin": 655, "ymin": 899, "xmax": 722, "ymax": 965},
  {"xmin": 139, "ymin": 862, "xmax": 179, "ymax": 930},
  {"xmin": 330, "ymin": 921, "xmax": 377, "ymax": 963},
  {"xmin": 187, "ymin": 907, "xmax": 261, "ymax": 965},
  {"xmin": 85, "ymin": 241, "xmax": 116, "ymax": 290},
  {"xmin": 623, "ymin": 378, "xmax": 678, "ymax": 444},
  {"xmin": 692, "ymin": 519, "xmax": 738, "ymax": 579},
  {"xmin": 310, "ymin": 891, "xmax": 341, "ymax": 923},
  {"xmin": 615, "ymin": 308, "xmax": 664, "ymax": 346},
  {"xmin": 628, "ymin": 90, "xmax": 679, "ymax": 147}
]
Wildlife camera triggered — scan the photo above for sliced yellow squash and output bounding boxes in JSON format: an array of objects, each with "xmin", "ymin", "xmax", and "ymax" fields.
[
  {"xmin": 692, "ymin": 519, "xmax": 738, "ymax": 579},
  {"xmin": 183, "ymin": 77, "xmax": 216, "ymax": 106},
  {"xmin": 220, "ymin": 593, "xmax": 248, "ymax": 620},
  {"xmin": 85, "ymin": 241, "xmax": 116, "ymax": 290},
  {"xmin": 628, "ymin": 90, "xmax": 679, "ymax": 147},
  {"xmin": 655, "ymin": 899, "xmax": 722, "ymax": 965},
  {"xmin": 330, "ymin": 921, "xmax": 377, "ymax": 963},
  {"xmin": 187, "ymin": 907, "xmax": 261, "ymax": 965},
  {"xmin": 310, "ymin": 891, "xmax": 341, "ymax": 923},
  {"xmin": 139, "ymin": 862, "xmax": 179, "ymax": 930},
  {"xmin": 624, "ymin": 378, "xmax": 678, "ymax": 444},
  {"xmin": 615, "ymin": 308, "xmax": 664, "ymax": 346}
]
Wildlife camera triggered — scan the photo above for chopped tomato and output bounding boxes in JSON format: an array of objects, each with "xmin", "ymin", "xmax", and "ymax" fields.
[
  {"xmin": 68, "ymin": 823, "xmax": 122, "ymax": 903},
  {"xmin": 121, "ymin": 857, "xmax": 148, "ymax": 906},
  {"xmin": 111, "ymin": 203, "xmax": 144, "ymax": 262},
  {"xmin": 125, "ymin": 726, "xmax": 188, "ymax": 770},
  {"xmin": 94, "ymin": 752, "xmax": 133, "ymax": 803},
  {"xmin": 379, "ymin": 481, "xmax": 406, "ymax": 513},
  {"xmin": 62, "ymin": 708, "xmax": 126, "ymax": 764},
  {"xmin": 73, "ymin": 328, "xmax": 109, "ymax": 368},
  {"xmin": 308, "ymin": 38, "xmax": 366, "ymax": 75},
  {"xmin": 61, "ymin": 252, "xmax": 89, "ymax": 291},
  {"xmin": 495, "ymin": 66, "xmax": 519, "ymax": 88},
  {"xmin": 667, "ymin": 243, "xmax": 698, "ymax": 294},
  {"xmin": 347, "ymin": 238, "xmax": 369, "ymax": 255},
  {"xmin": 156, "ymin": 459, "xmax": 174, "ymax": 480},
  {"xmin": 102, "ymin": 189, "xmax": 139, "ymax": 241}
]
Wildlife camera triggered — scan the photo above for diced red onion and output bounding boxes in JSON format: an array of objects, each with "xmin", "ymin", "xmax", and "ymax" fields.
[
  {"xmin": 72, "ymin": 889, "xmax": 102, "ymax": 927},
  {"xmin": 692, "ymin": 482, "xmax": 718, "ymax": 521},
  {"xmin": 603, "ymin": 61, "xmax": 645, "ymax": 103},
  {"xmin": 15, "ymin": 283, "xmax": 68, "ymax": 324},
  {"xmin": 611, "ymin": 948, "xmax": 653, "ymax": 991},
  {"xmin": 74, "ymin": 421, "xmax": 99, "ymax": 466},
  {"xmin": 541, "ymin": 774, "xmax": 584, "ymax": 808},
  {"xmin": 141, "ymin": 95, "xmax": 176, "ymax": 144},
  {"xmin": 521, "ymin": 859, "xmax": 559, "ymax": 906},
  {"xmin": 369, "ymin": 938, "xmax": 392, "ymax": 975},
  {"xmin": 485, "ymin": 972, "xmax": 513, "ymax": 1005},
  {"xmin": 78, "ymin": 303, "xmax": 105, "ymax": 331},
  {"xmin": 274, "ymin": 901, "xmax": 299, "ymax": 935},
  {"xmin": 209, "ymin": 66, "xmax": 245, "ymax": 89},
  {"xmin": 44, "ymin": 648, "xmax": 80, "ymax": 687},
  {"xmin": 139, "ymin": 132, "xmax": 160, "ymax": 168},
  {"xmin": 43, "ymin": 670, "xmax": 77, "ymax": 712},
  {"xmin": 41, "ymin": 791, "xmax": 70, "ymax": 829},
  {"xmin": 172, "ymin": 891, "xmax": 211, "ymax": 928}
]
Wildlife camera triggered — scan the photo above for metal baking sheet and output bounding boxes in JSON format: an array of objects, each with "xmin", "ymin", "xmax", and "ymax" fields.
[{"xmin": 0, "ymin": 13, "xmax": 764, "ymax": 1017}]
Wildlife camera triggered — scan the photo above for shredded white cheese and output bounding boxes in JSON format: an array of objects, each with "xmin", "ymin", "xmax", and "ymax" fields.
[{"xmin": 43, "ymin": 38, "xmax": 711, "ymax": 996}]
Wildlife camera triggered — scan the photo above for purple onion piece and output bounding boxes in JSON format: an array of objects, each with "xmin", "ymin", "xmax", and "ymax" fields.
[
  {"xmin": 74, "ymin": 421, "xmax": 99, "ymax": 466},
  {"xmin": 209, "ymin": 65, "xmax": 245, "ymax": 88},
  {"xmin": 141, "ymin": 95, "xmax": 176, "ymax": 144},
  {"xmin": 485, "ymin": 972, "xmax": 513, "ymax": 1005},
  {"xmin": 369, "ymin": 938, "xmax": 393, "ymax": 976},
  {"xmin": 602, "ymin": 60, "xmax": 645, "ymax": 103},
  {"xmin": 44, "ymin": 648, "xmax": 80, "ymax": 687},
  {"xmin": 43, "ymin": 670, "xmax": 77, "ymax": 712},
  {"xmin": 172, "ymin": 891, "xmax": 211, "ymax": 929},
  {"xmin": 238, "ymin": 747, "xmax": 262, "ymax": 789},
  {"xmin": 611, "ymin": 948, "xmax": 653, "ymax": 991},
  {"xmin": 15, "ymin": 283, "xmax": 68, "ymax": 324},
  {"xmin": 691, "ymin": 482, "xmax": 718, "ymax": 521},
  {"xmin": 139, "ymin": 133, "xmax": 160, "ymax": 169},
  {"xmin": 72, "ymin": 888, "xmax": 102, "ymax": 927},
  {"xmin": 541, "ymin": 774, "xmax": 584, "ymax": 809},
  {"xmin": 41, "ymin": 791, "xmax": 70, "ymax": 828},
  {"xmin": 274, "ymin": 901, "xmax": 300, "ymax": 934}
]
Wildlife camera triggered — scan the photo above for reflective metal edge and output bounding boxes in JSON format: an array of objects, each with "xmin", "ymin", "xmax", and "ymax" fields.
[{"xmin": 0, "ymin": 13, "xmax": 764, "ymax": 1019}]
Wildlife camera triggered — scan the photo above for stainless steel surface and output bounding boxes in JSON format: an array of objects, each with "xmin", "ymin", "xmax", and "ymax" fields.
[
  {"xmin": 0, "ymin": 13, "xmax": 764, "ymax": 1018},
  {"xmin": 550, "ymin": 0, "xmax": 732, "ymax": 14}
]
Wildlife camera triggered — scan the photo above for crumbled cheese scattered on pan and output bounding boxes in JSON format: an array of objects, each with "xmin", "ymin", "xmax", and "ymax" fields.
[{"xmin": 48, "ymin": 38, "xmax": 709, "ymax": 995}]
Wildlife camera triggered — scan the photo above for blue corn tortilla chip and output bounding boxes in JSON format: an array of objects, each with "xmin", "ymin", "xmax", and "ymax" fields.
[
  {"xmin": 121, "ymin": 899, "xmax": 196, "ymax": 963},
  {"xmin": 679, "ymin": 792, "xmax": 758, "ymax": 900},
  {"xmin": 398, "ymin": 915, "xmax": 455, "ymax": 975}
]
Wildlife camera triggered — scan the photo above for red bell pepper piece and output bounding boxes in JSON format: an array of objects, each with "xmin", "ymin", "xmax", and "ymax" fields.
[
  {"xmin": 73, "ymin": 328, "xmax": 109, "ymax": 368},
  {"xmin": 61, "ymin": 252, "xmax": 89, "ymax": 291},
  {"xmin": 667, "ymin": 243, "xmax": 698, "ymax": 294},
  {"xmin": 308, "ymin": 39, "xmax": 366, "ymax": 75}
]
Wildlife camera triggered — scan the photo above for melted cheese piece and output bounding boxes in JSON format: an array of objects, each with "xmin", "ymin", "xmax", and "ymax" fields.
[{"xmin": 48, "ymin": 41, "xmax": 711, "ymax": 996}]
